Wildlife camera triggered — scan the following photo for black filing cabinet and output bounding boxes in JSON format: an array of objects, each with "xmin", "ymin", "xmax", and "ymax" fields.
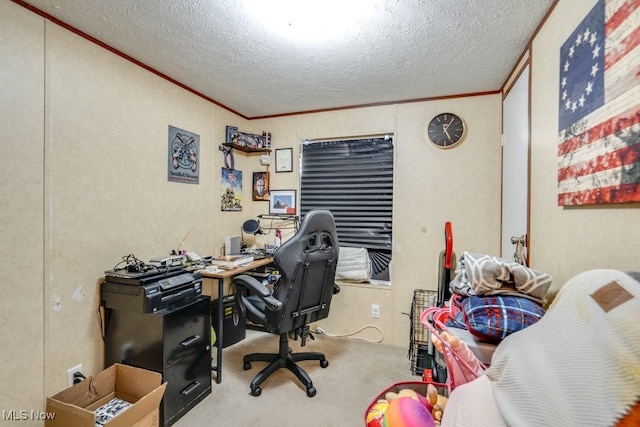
[{"xmin": 102, "ymin": 284, "xmax": 212, "ymax": 426}]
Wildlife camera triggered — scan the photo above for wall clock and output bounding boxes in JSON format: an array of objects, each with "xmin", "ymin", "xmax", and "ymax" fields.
[{"xmin": 426, "ymin": 113, "xmax": 467, "ymax": 148}]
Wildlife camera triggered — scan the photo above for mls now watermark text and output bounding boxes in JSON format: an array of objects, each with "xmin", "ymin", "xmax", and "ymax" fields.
[{"xmin": 2, "ymin": 410, "xmax": 56, "ymax": 421}]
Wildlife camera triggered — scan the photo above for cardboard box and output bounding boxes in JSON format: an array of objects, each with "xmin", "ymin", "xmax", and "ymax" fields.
[
  {"xmin": 131, "ymin": 409, "xmax": 160, "ymax": 427},
  {"xmin": 46, "ymin": 363, "xmax": 166, "ymax": 427}
]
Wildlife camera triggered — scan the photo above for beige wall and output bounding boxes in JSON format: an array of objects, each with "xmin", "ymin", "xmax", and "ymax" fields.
[
  {"xmin": 42, "ymin": 18, "xmax": 220, "ymax": 396},
  {"xmin": 296, "ymin": 100, "xmax": 503, "ymax": 343},
  {"xmin": 1, "ymin": 1, "xmax": 45, "ymax": 418},
  {"xmin": 1, "ymin": 0, "xmax": 638, "ymax": 422},
  {"xmin": 528, "ymin": 0, "xmax": 640, "ymax": 298}
]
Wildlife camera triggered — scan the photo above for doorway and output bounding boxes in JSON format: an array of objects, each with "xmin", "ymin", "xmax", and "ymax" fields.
[{"xmin": 501, "ymin": 65, "xmax": 530, "ymax": 262}]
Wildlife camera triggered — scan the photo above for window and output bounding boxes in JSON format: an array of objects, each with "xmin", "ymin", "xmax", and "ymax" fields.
[{"xmin": 300, "ymin": 136, "xmax": 393, "ymax": 282}]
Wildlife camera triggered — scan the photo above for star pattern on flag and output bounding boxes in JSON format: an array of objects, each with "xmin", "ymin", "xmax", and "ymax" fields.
[{"xmin": 560, "ymin": 26, "xmax": 602, "ymax": 115}]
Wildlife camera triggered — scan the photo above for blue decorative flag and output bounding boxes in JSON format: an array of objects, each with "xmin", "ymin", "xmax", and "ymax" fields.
[{"xmin": 558, "ymin": 0, "xmax": 605, "ymax": 132}]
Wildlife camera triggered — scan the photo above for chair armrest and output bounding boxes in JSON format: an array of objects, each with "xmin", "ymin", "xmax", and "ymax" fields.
[{"xmin": 233, "ymin": 274, "xmax": 282, "ymax": 311}]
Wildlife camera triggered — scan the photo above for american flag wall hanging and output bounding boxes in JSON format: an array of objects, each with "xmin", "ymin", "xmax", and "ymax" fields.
[{"xmin": 558, "ymin": 0, "xmax": 640, "ymax": 206}]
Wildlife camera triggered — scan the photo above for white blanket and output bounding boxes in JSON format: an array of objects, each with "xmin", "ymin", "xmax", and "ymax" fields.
[{"xmin": 442, "ymin": 269, "xmax": 640, "ymax": 427}]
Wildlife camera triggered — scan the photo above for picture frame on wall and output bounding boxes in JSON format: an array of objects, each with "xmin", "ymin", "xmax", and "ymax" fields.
[
  {"xmin": 269, "ymin": 190, "xmax": 297, "ymax": 215},
  {"xmin": 252, "ymin": 171, "xmax": 269, "ymax": 201},
  {"xmin": 275, "ymin": 148, "xmax": 293, "ymax": 173},
  {"xmin": 225, "ymin": 125, "xmax": 238, "ymax": 143}
]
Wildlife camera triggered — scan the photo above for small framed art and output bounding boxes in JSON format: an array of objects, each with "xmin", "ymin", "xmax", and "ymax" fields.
[
  {"xmin": 252, "ymin": 171, "xmax": 269, "ymax": 201},
  {"xmin": 269, "ymin": 190, "xmax": 297, "ymax": 215},
  {"xmin": 225, "ymin": 125, "xmax": 238, "ymax": 143},
  {"xmin": 275, "ymin": 148, "xmax": 293, "ymax": 173}
]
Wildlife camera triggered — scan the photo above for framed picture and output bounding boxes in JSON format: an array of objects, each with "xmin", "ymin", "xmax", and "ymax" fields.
[
  {"xmin": 225, "ymin": 125, "xmax": 238, "ymax": 143},
  {"xmin": 269, "ymin": 190, "xmax": 297, "ymax": 215},
  {"xmin": 252, "ymin": 171, "xmax": 269, "ymax": 201},
  {"xmin": 275, "ymin": 148, "xmax": 293, "ymax": 173}
]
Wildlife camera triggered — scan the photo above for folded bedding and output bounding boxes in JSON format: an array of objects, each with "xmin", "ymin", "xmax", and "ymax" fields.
[
  {"xmin": 450, "ymin": 251, "xmax": 552, "ymax": 305},
  {"xmin": 446, "ymin": 252, "xmax": 551, "ymax": 345}
]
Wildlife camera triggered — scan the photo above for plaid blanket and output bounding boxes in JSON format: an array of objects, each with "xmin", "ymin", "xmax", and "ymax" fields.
[{"xmin": 458, "ymin": 294, "xmax": 546, "ymax": 343}]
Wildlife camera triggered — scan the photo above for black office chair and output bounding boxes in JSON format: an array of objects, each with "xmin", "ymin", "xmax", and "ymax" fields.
[{"xmin": 232, "ymin": 209, "xmax": 340, "ymax": 397}]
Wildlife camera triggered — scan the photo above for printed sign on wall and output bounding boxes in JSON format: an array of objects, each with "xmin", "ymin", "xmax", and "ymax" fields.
[{"xmin": 168, "ymin": 125, "xmax": 199, "ymax": 184}]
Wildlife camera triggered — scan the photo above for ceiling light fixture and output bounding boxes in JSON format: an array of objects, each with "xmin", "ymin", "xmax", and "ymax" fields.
[{"xmin": 242, "ymin": 0, "xmax": 380, "ymax": 41}]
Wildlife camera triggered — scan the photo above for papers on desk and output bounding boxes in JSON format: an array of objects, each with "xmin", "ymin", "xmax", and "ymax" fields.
[{"xmin": 209, "ymin": 254, "xmax": 254, "ymax": 268}]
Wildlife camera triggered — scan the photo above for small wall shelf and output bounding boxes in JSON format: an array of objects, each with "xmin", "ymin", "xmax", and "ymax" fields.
[{"xmin": 222, "ymin": 143, "xmax": 271, "ymax": 154}]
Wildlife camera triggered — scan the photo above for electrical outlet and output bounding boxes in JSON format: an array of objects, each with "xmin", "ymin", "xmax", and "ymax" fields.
[
  {"xmin": 67, "ymin": 364, "xmax": 83, "ymax": 387},
  {"xmin": 371, "ymin": 304, "xmax": 380, "ymax": 318}
]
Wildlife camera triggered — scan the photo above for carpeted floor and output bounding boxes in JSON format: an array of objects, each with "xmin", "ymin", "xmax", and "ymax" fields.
[{"xmin": 175, "ymin": 328, "xmax": 418, "ymax": 426}]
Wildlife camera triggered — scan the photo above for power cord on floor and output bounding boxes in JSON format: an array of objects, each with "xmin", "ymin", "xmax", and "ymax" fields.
[{"xmin": 314, "ymin": 325, "xmax": 384, "ymax": 343}]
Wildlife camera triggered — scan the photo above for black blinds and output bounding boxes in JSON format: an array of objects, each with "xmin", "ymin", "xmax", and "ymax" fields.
[{"xmin": 300, "ymin": 137, "xmax": 394, "ymax": 252}]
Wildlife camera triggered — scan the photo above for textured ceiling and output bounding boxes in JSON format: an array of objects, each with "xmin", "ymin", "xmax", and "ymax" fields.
[{"xmin": 19, "ymin": 0, "xmax": 555, "ymax": 118}]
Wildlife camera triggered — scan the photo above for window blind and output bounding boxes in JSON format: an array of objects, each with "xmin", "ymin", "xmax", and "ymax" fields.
[{"xmin": 300, "ymin": 137, "xmax": 393, "ymax": 279}]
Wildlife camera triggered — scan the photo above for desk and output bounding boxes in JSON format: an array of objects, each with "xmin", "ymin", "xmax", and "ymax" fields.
[{"xmin": 199, "ymin": 257, "xmax": 274, "ymax": 383}]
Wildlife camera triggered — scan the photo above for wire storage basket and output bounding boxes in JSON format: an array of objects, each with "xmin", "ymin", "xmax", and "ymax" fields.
[{"xmin": 408, "ymin": 289, "xmax": 438, "ymax": 375}]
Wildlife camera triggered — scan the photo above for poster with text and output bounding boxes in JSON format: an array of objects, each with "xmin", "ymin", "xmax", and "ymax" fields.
[{"xmin": 168, "ymin": 125, "xmax": 199, "ymax": 184}]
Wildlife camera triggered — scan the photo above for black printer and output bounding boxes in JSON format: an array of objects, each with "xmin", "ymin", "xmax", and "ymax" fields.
[{"xmin": 102, "ymin": 266, "xmax": 203, "ymax": 314}]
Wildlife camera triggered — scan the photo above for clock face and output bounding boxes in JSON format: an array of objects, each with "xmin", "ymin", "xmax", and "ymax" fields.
[{"xmin": 426, "ymin": 113, "xmax": 466, "ymax": 148}]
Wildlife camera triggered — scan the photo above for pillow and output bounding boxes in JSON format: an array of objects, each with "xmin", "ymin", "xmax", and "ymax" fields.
[
  {"xmin": 460, "ymin": 295, "xmax": 545, "ymax": 343},
  {"xmin": 335, "ymin": 247, "xmax": 371, "ymax": 282}
]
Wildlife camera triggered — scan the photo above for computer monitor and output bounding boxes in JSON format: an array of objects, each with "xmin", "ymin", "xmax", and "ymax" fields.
[{"xmin": 225, "ymin": 235, "xmax": 241, "ymax": 255}]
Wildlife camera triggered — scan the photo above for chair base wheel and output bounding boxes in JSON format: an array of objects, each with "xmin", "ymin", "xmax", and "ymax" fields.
[
  {"xmin": 320, "ymin": 359, "xmax": 329, "ymax": 368},
  {"xmin": 250, "ymin": 386, "xmax": 262, "ymax": 397},
  {"xmin": 306, "ymin": 386, "xmax": 316, "ymax": 397}
]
